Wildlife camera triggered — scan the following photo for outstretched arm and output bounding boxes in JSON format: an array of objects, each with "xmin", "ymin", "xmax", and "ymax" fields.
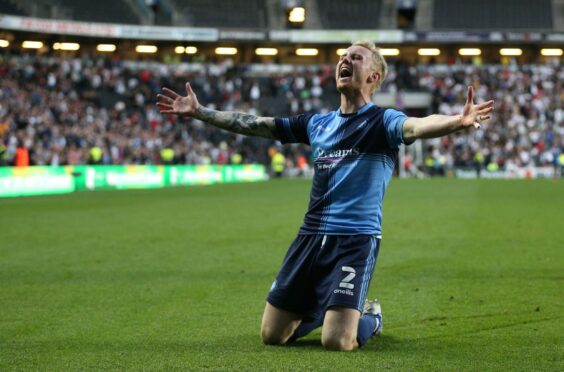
[
  {"xmin": 157, "ymin": 82, "xmax": 279, "ymax": 140},
  {"xmin": 402, "ymin": 86, "xmax": 494, "ymax": 143}
]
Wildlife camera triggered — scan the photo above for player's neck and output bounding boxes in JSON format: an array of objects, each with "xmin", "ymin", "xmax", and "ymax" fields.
[{"xmin": 340, "ymin": 93, "xmax": 371, "ymax": 114}]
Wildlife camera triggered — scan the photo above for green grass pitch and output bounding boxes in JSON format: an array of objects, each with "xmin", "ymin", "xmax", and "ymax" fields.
[{"xmin": 1, "ymin": 179, "xmax": 563, "ymax": 371}]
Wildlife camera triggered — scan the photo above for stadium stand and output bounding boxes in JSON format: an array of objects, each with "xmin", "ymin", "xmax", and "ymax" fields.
[
  {"xmin": 403, "ymin": 63, "xmax": 563, "ymax": 174},
  {"xmin": 433, "ymin": 0, "xmax": 553, "ymax": 30},
  {"xmin": 0, "ymin": 56, "xmax": 562, "ymax": 174},
  {"xmin": 0, "ymin": 0, "xmax": 143, "ymax": 24},
  {"xmin": 1, "ymin": 0, "xmax": 560, "ymax": 32},
  {"xmin": 0, "ymin": 0, "xmax": 25, "ymax": 16},
  {"xmin": 315, "ymin": 0, "xmax": 383, "ymax": 29},
  {"xmin": 0, "ymin": 0, "xmax": 562, "ymax": 173},
  {"xmin": 169, "ymin": 0, "xmax": 267, "ymax": 28},
  {"xmin": 52, "ymin": 0, "xmax": 142, "ymax": 24}
]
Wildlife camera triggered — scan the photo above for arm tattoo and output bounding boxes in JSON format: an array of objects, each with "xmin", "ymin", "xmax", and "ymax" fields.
[{"xmin": 194, "ymin": 106, "xmax": 279, "ymax": 140}]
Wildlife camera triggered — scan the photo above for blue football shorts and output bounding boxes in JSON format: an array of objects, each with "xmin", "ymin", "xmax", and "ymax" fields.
[{"xmin": 266, "ymin": 234, "xmax": 381, "ymax": 321}]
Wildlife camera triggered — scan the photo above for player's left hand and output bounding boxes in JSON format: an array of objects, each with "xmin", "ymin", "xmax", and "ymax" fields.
[{"xmin": 461, "ymin": 86, "xmax": 494, "ymax": 129}]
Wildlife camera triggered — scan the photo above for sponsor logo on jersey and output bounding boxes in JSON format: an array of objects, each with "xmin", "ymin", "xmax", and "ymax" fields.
[{"xmin": 315, "ymin": 147, "xmax": 360, "ymax": 160}]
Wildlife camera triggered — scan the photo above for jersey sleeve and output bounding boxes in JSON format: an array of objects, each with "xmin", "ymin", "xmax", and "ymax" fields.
[
  {"xmin": 274, "ymin": 114, "xmax": 313, "ymax": 145},
  {"xmin": 383, "ymin": 108, "xmax": 409, "ymax": 149}
]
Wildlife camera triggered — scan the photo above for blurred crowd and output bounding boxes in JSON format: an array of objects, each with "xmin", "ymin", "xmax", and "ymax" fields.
[
  {"xmin": 399, "ymin": 63, "xmax": 564, "ymax": 175},
  {"xmin": 0, "ymin": 55, "xmax": 562, "ymax": 176}
]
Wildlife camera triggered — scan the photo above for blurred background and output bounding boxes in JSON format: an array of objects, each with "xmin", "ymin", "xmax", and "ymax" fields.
[{"xmin": 0, "ymin": 0, "xmax": 562, "ymax": 196}]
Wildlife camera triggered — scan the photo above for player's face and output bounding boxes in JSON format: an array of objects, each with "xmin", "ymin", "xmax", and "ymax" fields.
[{"xmin": 335, "ymin": 45, "xmax": 379, "ymax": 95}]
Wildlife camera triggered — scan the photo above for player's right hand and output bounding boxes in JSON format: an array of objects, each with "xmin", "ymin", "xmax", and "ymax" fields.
[{"xmin": 157, "ymin": 83, "xmax": 200, "ymax": 117}]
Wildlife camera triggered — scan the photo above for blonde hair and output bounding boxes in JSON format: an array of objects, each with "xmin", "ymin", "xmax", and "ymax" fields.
[{"xmin": 352, "ymin": 40, "xmax": 388, "ymax": 94}]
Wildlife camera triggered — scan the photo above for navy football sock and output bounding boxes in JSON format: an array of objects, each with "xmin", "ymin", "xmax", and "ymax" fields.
[
  {"xmin": 288, "ymin": 318, "xmax": 323, "ymax": 342},
  {"xmin": 356, "ymin": 314, "xmax": 377, "ymax": 348}
]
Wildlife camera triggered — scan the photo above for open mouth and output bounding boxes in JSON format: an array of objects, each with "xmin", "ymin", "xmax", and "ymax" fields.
[{"xmin": 339, "ymin": 66, "xmax": 352, "ymax": 80}]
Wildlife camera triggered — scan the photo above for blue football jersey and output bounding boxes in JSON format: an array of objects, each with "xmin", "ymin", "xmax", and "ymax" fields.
[{"xmin": 275, "ymin": 102, "xmax": 408, "ymax": 235}]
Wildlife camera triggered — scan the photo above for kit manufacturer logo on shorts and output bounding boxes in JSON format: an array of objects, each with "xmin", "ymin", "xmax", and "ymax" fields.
[{"xmin": 333, "ymin": 266, "xmax": 356, "ymax": 296}]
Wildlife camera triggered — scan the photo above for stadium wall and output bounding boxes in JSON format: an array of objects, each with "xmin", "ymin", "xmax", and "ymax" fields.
[{"xmin": 0, "ymin": 164, "xmax": 267, "ymax": 198}]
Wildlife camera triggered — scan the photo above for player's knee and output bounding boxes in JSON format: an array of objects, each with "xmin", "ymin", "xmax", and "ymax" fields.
[
  {"xmin": 321, "ymin": 333, "xmax": 356, "ymax": 351},
  {"xmin": 260, "ymin": 326, "xmax": 286, "ymax": 345}
]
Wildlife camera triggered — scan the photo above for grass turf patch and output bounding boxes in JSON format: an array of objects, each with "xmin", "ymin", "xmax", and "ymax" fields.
[{"xmin": 1, "ymin": 179, "xmax": 562, "ymax": 370}]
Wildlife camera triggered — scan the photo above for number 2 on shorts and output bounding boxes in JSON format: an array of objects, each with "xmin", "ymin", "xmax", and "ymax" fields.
[{"xmin": 339, "ymin": 266, "xmax": 356, "ymax": 289}]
